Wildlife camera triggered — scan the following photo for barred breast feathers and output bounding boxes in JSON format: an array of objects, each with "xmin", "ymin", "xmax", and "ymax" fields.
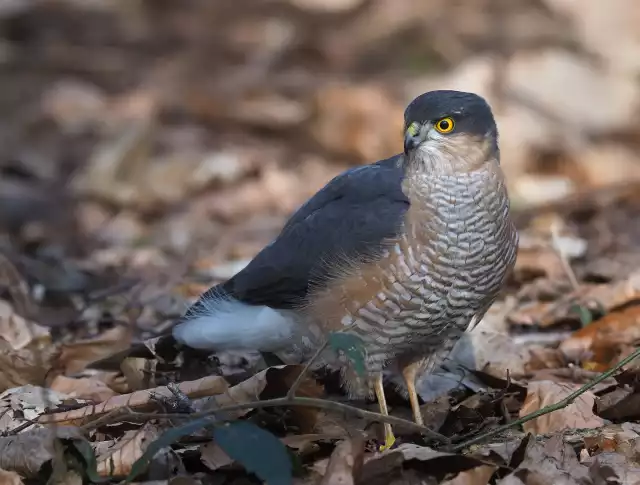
[{"xmin": 306, "ymin": 151, "xmax": 514, "ymax": 347}]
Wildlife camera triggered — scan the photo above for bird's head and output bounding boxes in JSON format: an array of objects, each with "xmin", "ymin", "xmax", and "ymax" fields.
[{"xmin": 402, "ymin": 90, "xmax": 499, "ymax": 173}]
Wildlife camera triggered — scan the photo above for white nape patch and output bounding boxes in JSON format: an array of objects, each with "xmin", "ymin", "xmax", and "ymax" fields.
[{"xmin": 172, "ymin": 296, "xmax": 296, "ymax": 352}]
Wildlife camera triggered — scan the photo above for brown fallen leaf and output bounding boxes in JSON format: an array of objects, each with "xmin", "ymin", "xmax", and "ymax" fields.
[
  {"xmin": 309, "ymin": 83, "xmax": 404, "ymax": 162},
  {"xmin": 0, "ymin": 469, "xmax": 23, "ymax": 485},
  {"xmin": 559, "ymin": 306, "xmax": 640, "ymax": 367},
  {"xmin": 52, "ymin": 470, "xmax": 82, "ymax": 485},
  {"xmin": 585, "ymin": 452, "xmax": 640, "ymax": 484},
  {"xmin": 498, "ymin": 435, "xmax": 590, "ymax": 485},
  {"xmin": 0, "ymin": 385, "xmax": 72, "ymax": 433},
  {"xmin": 57, "ymin": 325, "xmax": 134, "ymax": 375},
  {"xmin": 319, "ymin": 435, "xmax": 365, "ymax": 485},
  {"xmin": 95, "ymin": 422, "xmax": 161, "ymax": 477},
  {"xmin": 202, "ymin": 367, "xmax": 283, "ymax": 417},
  {"xmin": 200, "ymin": 440, "xmax": 235, "ymax": 472},
  {"xmin": 513, "ymin": 245, "xmax": 572, "ymax": 283},
  {"xmin": 0, "ymin": 338, "xmax": 58, "ymax": 392},
  {"xmin": 527, "ymin": 368, "xmax": 617, "ymax": 394},
  {"xmin": 49, "ymin": 375, "xmax": 118, "ymax": 403},
  {"xmin": 581, "ymin": 422, "xmax": 640, "ymax": 456},
  {"xmin": 361, "ymin": 444, "xmax": 485, "ymax": 483},
  {"xmin": 452, "ymin": 329, "xmax": 531, "ymax": 380},
  {"xmin": 525, "ymin": 346, "xmax": 566, "ymax": 372},
  {"xmin": 200, "ymin": 364, "xmax": 323, "ymax": 432},
  {"xmin": 508, "ymin": 271, "xmax": 640, "ymax": 329},
  {"xmin": 0, "ymin": 426, "xmax": 85, "ymax": 478},
  {"xmin": 441, "ymin": 465, "xmax": 496, "ymax": 485},
  {"xmin": 201, "ymin": 433, "xmax": 341, "ymax": 473},
  {"xmin": 0, "ymin": 299, "xmax": 50, "ymax": 351},
  {"xmin": 519, "ymin": 380, "xmax": 604, "ymax": 434},
  {"xmin": 38, "ymin": 375, "xmax": 228, "ymax": 426}
]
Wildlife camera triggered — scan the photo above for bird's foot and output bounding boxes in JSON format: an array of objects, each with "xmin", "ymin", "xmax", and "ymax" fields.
[
  {"xmin": 150, "ymin": 382, "xmax": 195, "ymax": 414},
  {"xmin": 378, "ymin": 429, "xmax": 396, "ymax": 452}
]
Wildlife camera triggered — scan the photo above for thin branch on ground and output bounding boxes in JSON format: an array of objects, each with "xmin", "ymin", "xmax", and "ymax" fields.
[
  {"xmin": 286, "ymin": 340, "xmax": 329, "ymax": 400},
  {"xmin": 550, "ymin": 219, "xmax": 580, "ymax": 291},
  {"xmin": 124, "ymin": 395, "xmax": 449, "ymax": 443},
  {"xmin": 448, "ymin": 346, "xmax": 640, "ymax": 452}
]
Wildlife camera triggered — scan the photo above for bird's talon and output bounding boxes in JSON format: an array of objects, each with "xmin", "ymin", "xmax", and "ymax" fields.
[{"xmin": 378, "ymin": 432, "xmax": 396, "ymax": 452}]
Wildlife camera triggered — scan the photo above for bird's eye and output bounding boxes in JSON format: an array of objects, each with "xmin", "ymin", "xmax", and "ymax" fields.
[{"xmin": 434, "ymin": 117, "xmax": 455, "ymax": 134}]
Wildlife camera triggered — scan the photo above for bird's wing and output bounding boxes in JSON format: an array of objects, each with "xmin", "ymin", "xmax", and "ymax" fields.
[{"xmin": 214, "ymin": 155, "xmax": 410, "ymax": 309}]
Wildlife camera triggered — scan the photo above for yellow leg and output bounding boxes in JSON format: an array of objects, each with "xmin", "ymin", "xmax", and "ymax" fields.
[
  {"xmin": 373, "ymin": 372, "xmax": 395, "ymax": 451},
  {"xmin": 402, "ymin": 362, "xmax": 423, "ymax": 426}
]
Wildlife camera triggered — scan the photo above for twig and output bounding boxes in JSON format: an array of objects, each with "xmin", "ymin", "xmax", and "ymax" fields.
[
  {"xmin": 128, "ymin": 395, "xmax": 449, "ymax": 444},
  {"xmin": 550, "ymin": 219, "xmax": 580, "ymax": 291},
  {"xmin": 80, "ymin": 408, "xmax": 128, "ymax": 432},
  {"xmin": 448, "ymin": 346, "xmax": 640, "ymax": 452},
  {"xmin": 286, "ymin": 340, "xmax": 329, "ymax": 399}
]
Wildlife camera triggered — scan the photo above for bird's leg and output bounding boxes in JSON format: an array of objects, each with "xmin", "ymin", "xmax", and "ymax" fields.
[
  {"xmin": 373, "ymin": 372, "xmax": 396, "ymax": 451},
  {"xmin": 402, "ymin": 361, "xmax": 423, "ymax": 426}
]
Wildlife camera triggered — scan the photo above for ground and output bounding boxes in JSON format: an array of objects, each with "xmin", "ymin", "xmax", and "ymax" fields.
[{"xmin": 2, "ymin": 1, "xmax": 640, "ymax": 484}]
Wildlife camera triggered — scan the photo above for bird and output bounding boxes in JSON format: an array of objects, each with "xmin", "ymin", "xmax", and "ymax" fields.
[{"xmin": 99, "ymin": 90, "xmax": 518, "ymax": 450}]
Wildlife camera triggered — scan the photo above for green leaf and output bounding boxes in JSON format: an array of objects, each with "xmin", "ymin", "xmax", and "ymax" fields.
[
  {"xmin": 569, "ymin": 304, "xmax": 595, "ymax": 327},
  {"xmin": 67, "ymin": 438, "xmax": 107, "ymax": 483},
  {"xmin": 329, "ymin": 332, "xmax": 367, "ymax": 377},
  {"xmin": 213, "ymin": 421, "xmax": 292, "ymax": 485},
  {"xmin": 125, "ymin": 417, "xmax": 214, "ymax": 483}
]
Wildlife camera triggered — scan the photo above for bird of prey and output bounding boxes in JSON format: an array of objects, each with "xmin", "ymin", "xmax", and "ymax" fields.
[
  {"xmin": 170, "ymin": 90, "xmax": 518, "ymax": 449},
  {"xmin": 101, "ymin": 90, "xmax": 518, "ymax": 450}
]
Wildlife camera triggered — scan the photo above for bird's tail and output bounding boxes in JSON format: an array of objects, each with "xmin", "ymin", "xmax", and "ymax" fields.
[
  {"xmin": 172, "ymin": 285, "xmax": 298, "ymax": 353},
  {"xmin": 87, "ymin": 285, "xmax": 298, "ymax": 372}
]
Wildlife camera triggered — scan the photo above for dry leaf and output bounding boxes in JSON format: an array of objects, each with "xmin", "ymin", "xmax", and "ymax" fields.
[
  {"xmin": 527, "ymin": 368, "xmax": 616, "ymax": 393},
  {"xmin": 202, "ymin": 364, "xmax": 323, "ymax": 432},
  {"xmin": 443, "ymin": 319, "xmax": 531, "ymax": 382},
  {"xmin": 525, "ymin": 346, "xmax": 566, "ymax": 371},
  {"xmin": 559, "ymin": 306, "xmax": 640, "ymax": 365},
  {"xmin": 310, "ymin": 83, "xmax": 404, "ymax": 162},
  {"xmin": 49, "ymin": 376, "xmax": 117, "ymax": 402},
  {"xmin": 52, "ymin": 470, "xmax": 82, "ymax": 485},
  {"xmin": 509, "ymin": 271, "xmax": 640, "ymax": 329},
  {"xmin": 0, "ymin": 469, "xmax": 23, "ymax": 485},
  {"xmin": 201, "ymin": 433, "xmax": 340, "ymax": 473},
  {"xmin": 519, "ymin": 380, "xmax": 604, "ymax": 434},
  {"xmin": 514, "ymin": 245, "xmax": 572, "ymax": 282},
  {"xmin": 0, "ymin": 385, "xmax": 71, "ymax": 433},
  {"xmin": 498, "ymin": 435, "xmax": 590, "ymax": 485},
  {"xmin": 57, "ymin": 325, "xmax": 134, "ymax": 375},
  {"xmin": 0, "ymin": 300, "xmax": 50, "ymax": 351},
  {"xmin": 201, "ymin": 441, "xmax": 235, "ymax": 471},
  {"xmin": 586, "ymin": 452, "xmax": 640, "ymax": 484},
  {"xmin": 0, "ymin": 426, "xmax": 84, "ymax": 477},
  {"xmin": 362, "ymin": 444, "xmax": 484, "ymax": 483},
  {"xmin": 39, "ymin": 375, "xmax": 228, "ymax": 426},
  {"xmin": 95, "ymin": 423, "xmax": 161, "ymax": 477},
  {"xmin": 0, "ymin": 337, "xmax": 58, "ymax": 392},
  {"xmin": 441, "ymin": 465, "xmax": 496, "ymax": 485},
  {"xmin": 319, "ymin": 436, "xmax": 365, "ymax": 485},
  {"xmin": 581, "ymin": 422, "xmax": 640, "ymax": 456}
]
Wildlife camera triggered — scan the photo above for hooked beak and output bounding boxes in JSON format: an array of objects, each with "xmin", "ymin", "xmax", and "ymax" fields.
[
  {"xmin": 404, "ymin": 122, "xmax": 428, "ymax": 156},
  {"xmin": 404, "ymin": 131, "xmax": 420, "ymax": 156}
]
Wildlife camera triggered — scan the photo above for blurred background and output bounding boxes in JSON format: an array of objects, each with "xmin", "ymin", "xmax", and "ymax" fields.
[{"xmin": 1, "ymin": 0, "xmax": 640, "ymax": 336}]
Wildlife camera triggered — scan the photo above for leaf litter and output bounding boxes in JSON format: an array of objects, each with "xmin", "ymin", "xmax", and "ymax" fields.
[{"xmin": 3, "ymin": 1, "xmax": 640, "ymax": 484}]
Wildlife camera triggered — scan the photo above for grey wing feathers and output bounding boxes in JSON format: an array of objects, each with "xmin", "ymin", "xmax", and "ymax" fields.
[{"xmin": 218, "ymin": 155, "xmax": 410, "ymax": 309}]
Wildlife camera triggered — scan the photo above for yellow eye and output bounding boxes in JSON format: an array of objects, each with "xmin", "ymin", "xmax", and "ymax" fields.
[{"xmin": 434, "ymin": 117, "xmax": 455, "ymax": 134}]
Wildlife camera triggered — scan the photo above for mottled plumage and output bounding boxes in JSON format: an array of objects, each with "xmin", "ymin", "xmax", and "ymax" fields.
[{"xmin": 154, "ymin": 90, "xmax": 517, "ymax": 448}]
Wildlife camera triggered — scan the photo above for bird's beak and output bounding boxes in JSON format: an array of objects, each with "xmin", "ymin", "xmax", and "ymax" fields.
[
  {"xmin": 404, "ymin": 130, "xmax": 420, "ymax": 156},
  {"xmin": 404, "ymin": 122, "xmax": 427, "ymax": 156}
]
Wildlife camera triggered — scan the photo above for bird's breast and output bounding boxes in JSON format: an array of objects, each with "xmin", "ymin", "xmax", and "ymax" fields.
[{"xmin": 310, "ymin": 168, "xmax": 517, "ymax": 370}]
